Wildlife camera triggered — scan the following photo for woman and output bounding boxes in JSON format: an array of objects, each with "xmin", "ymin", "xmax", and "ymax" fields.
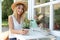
[{"xmin": 8, "ymin": 1, "xmax": 28, "ymax": 40}]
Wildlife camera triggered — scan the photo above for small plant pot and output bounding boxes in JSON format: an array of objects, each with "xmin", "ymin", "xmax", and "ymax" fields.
[
  {"xmin": 22, "ymin": 28, "xmax": 30, "ymax": 35},
  {"xmin": 23, "ymin": 27, "xmax": 30, "ymax": 29}
]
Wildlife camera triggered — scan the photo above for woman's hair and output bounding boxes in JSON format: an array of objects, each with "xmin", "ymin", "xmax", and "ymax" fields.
[{"xmin": 13, "ymin": 4, "xmax": 26, "ymax": 22}]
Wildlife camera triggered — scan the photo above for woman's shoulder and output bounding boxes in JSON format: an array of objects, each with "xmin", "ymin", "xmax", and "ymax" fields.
[
  {"xmin": 8, "ymin": 15, "xmax": 13, "ymax": 19},
  {"xmin": 8, "ymin": 15, "xmax": 13, "ymax": 22}
]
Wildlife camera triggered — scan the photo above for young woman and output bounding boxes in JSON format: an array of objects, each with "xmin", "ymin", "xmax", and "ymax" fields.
[{"xmin": 8, "ymin": 2, "xmax": 28, "ymax": 40}]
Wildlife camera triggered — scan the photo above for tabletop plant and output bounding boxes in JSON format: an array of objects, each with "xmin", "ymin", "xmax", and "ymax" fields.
[{"xmin": 23, "ymin": 17, "xmax": 30, "ymax": 29}]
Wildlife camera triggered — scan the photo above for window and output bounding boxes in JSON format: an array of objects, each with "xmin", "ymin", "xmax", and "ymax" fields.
[
  {"xmin": 34, "ymin": 6, "xmax": 50, "ymax": 30},
  {"xmin": 35, "ymin": 0, "xmax": 50, "ymax": 5},
  {"xmin": 28, "ymin": 0, "xmax": 60, "ymax": 36},
  {"xmin": 54, "ymin": 3, "xmax": 60, "ymax": 30}
]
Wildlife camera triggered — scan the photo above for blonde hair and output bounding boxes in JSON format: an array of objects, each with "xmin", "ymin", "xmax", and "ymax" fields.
[{"xmin": 13, "ymin": 6, "xmax": 26, "ymax": 22}]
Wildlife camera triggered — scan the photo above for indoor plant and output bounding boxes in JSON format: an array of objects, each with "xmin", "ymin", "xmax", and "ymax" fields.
[{"xmin": 23, "ymin": 17, "xmax": 30, "ymax": 29}]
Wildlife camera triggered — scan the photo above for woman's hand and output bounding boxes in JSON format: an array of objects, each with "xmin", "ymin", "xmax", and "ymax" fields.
[{"xmin": 19, "ymin": 29, "xmax": 29, "ymax": 35}]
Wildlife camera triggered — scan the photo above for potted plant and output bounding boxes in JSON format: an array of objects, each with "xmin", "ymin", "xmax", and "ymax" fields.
[{"xmin": 23, "ymin": 17, "xmax": 30, "ymax": 29}]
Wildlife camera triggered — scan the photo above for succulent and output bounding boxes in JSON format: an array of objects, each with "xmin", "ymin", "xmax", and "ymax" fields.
[{"xmin": 23, "ymin": 17, "xmax": 30, "ymax": 29}]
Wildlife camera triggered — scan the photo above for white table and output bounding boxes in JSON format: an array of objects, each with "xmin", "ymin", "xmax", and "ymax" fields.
[{"xmin": 14, "ymin": 29, "xmax": 55, "ymax": 40}]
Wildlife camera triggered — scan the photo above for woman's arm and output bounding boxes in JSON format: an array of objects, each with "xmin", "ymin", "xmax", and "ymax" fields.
[{"xmin": 8, "ymin": 15, "xmax": 27, "ymax": 34}]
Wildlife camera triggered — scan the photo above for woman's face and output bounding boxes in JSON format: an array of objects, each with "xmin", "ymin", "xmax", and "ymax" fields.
[{"xmin": 16, "ymin": 5, "xmax": 24, "ymax": 15}]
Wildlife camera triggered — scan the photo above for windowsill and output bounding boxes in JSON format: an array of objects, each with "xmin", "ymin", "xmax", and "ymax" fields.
[{"xmin": 51, "ymin": 30, "xmax": 60, "ymax": 36}]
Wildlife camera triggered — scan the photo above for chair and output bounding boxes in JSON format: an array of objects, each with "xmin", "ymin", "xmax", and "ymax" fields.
[{"xmin": 0, "ymin": 31, "xmax": 9, "ymax": 40}]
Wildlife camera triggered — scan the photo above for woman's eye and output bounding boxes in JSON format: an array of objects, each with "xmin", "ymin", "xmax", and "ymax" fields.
[{"xmin": 18, "ymin": 7, "xmax": 20, "ymax": 9}]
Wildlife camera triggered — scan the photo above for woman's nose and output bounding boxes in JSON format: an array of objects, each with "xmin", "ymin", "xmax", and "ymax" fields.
[{"xmin": 19, "ymin": 9, "xmax": 23, "ymax": 12}]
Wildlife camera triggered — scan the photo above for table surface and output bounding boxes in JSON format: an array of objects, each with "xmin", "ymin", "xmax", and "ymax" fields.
[{"xmin": 14, "ymin": 29, "xmax": 55, "ymax": 40}]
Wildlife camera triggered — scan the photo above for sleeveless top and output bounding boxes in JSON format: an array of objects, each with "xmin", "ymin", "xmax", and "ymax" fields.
[{"xmin": 9, "ymin": 14, "xmax": 23, "ymax": 38}]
